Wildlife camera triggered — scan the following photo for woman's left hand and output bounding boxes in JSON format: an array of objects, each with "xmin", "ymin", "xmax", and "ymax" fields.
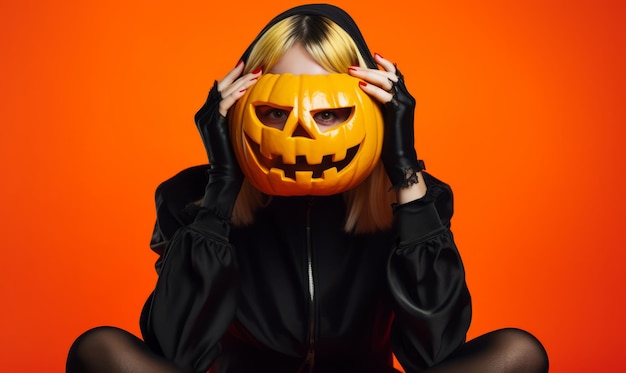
[
  {"xmin": 348, "ymin": 53, "xmax": 399, "ymax": 104},
  {"xmin": 348, "ymin": 54, "xmax": 424, "ymax": 191}
]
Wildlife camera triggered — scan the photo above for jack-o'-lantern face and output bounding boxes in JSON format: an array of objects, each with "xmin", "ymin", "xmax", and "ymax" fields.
[{"xmin": 229, "ymin": 73, "xmax": 383, "ymax": 196}]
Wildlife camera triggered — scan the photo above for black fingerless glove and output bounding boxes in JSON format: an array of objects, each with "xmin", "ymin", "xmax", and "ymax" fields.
[
  {"xmin": 381, "ymin": 69, "xmax": 425, "ymax": 190},
  {"xmin": 194, "ymin": 81, "xmax": 243, "ymax": 220}
]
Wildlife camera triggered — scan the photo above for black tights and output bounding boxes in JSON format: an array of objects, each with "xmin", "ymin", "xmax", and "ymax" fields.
[
  {"xmin": 425, "ymin": 328, "xmax": 549, "ymax": 373},
  {"xmin": 66, "ymin": 327, "xmax": 548, "ymax": 373}
]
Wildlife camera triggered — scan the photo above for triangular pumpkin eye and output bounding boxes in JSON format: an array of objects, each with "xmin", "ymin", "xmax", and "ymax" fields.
[
  {"xmin": 311, "ymin": 107, "xmax": 353, "ymax": 131},
  {"xmin": 254, "ymin": 105, "xmax": 293, "ymax": 130}
]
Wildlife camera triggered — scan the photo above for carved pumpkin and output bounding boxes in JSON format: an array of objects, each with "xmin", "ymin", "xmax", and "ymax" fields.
[{"xmin": 229, "ymin": 73, "xmax": 383, "ymax": 196}]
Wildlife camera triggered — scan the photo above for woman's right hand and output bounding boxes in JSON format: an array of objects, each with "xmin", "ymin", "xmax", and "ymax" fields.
[
  {"xmin": 195, "ymin": 62, "xmax": 262, "ymax": 153},
  {"xmin": 193, "ymin": 62, "xmax": 262, "ymax": 218},
  {"xmin": 216, "ymin": 62, "xmax": 263, "ymax": 116}
]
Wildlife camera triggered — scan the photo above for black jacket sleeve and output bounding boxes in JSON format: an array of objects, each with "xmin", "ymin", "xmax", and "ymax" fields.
[
  {"xmin": 140, "ymin": 166, "xmax": 239, "ymax": 373},
  {"xmin": 387, "ymin": 172, "xmax": 472, "ymax": 372}
]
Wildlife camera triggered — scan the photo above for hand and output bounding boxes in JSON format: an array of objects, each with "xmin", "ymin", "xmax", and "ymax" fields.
[
  {"xmin": 195, "ymin": 62, "xmax": 262, "ymax": 148},
  {"xmin": 216, "ymin": 62, "xmax": 263, "ymax": 117},
  {"xmin": 194, "ymin": 62, "xmax": 262, "ymax": 218},
  {"xmin": 348, "ymin": 54, "xmax": 424, "ymax": 191}
]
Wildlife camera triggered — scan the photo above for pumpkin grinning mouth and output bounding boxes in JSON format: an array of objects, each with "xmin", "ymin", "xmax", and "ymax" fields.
[{"xmin": 246, "ymin": 135, "xmax": 360, "ymax": 180}]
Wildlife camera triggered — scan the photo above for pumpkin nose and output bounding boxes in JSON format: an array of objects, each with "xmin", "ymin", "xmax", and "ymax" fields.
[{"xmin": 291, "ymin": 123, "xmax": 314, "ymax": 139}]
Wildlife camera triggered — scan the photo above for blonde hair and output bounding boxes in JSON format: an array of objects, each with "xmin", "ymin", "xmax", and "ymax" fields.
[
  {"xmin": 243, "ymin": 15, "xmax": 367, "ymax": 74},
  {"xmin": 231, "ymin": 15, "xmax": 395, "ymax": 233}
]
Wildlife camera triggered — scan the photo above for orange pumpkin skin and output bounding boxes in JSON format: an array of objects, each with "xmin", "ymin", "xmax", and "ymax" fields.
[{"xmin": 229, "ymin": 73, "xmax": 384, "ymax": 196}]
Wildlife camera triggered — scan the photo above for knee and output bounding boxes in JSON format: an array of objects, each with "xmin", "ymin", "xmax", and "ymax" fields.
[
  {"xmin": 494, "ymin": 328, "xmax": 549, "ymax": 373},
  {"xmin": 66, "ymin": 326, "xmax": 128, "ymax": 372},
  {"xmin": 68, "ymin": 326, "xmax": 125, "ymax": 356}
]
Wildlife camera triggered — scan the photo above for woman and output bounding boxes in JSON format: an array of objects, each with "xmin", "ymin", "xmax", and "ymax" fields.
[{"xmin": 67, "ymin": 4, "xmax": 549, "ymax": 373}]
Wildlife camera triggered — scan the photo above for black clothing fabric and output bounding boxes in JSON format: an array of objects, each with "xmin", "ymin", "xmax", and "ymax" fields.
[
  {"xmin": 139, "ymin": 165, "xmax": 471, "ymax": 373},
  {"xmin": 194, "ymin": 81, "xmax": 244, "ymax": 220}
]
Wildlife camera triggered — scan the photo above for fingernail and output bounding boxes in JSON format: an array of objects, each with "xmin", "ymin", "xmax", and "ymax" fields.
[
  {"xmin": 374, "ymin": 53, "xmax": 384, "ymax": 59},
  {"xmin": 252, "ymin": 67, "xmax": 262, "ymax": 74},
  {"xmin": 235, "ymin": 60, "xmax": 243, "ymax": 67},
  {"xmin": 359, "ymin": 81, "xmax": 367, "ymax": 87},
  {"xmin": 239, "ymin": 89, "xmax": 247, "ymax": 93},
  {"xmin": 348, "ymin": 67, "xmax": 358, "ymax": 72}
]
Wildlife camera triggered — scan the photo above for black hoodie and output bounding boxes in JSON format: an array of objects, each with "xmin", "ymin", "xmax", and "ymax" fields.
[{"xmin": 140, "ymin": 4, "xmax": 471, "ymax": 373}]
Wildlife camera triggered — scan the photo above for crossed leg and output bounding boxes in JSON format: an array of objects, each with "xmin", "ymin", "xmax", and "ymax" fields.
[
  {"xmin": 66, "ymin": 327, "xmax": 548, "ymax": 373},
  {"xmin": 425, "ymin": 328, "xmax": 549, "ymax": 373},
  {"xmin": 66, "ymin": 326, "xmax": 186, "ymax": 373}
]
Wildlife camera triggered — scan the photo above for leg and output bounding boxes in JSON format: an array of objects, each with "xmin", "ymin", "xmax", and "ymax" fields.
[
  {"xmin": 424, "ymin": 328, "xmax": 549, "ymax": 373},
  {"xmin": 66, "ymin": 326, "xmax": 187, "ymax": 373}
]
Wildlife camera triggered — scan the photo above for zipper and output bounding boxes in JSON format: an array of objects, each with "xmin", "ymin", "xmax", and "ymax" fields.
[{"xmin": 302, "ymin": 197, "xmax": 316, "ymax": 373}]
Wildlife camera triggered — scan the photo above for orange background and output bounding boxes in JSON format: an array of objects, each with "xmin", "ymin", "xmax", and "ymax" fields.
[{"xmin": 1, "ymin": 0, "xmax": 624, "ymax": 371}]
